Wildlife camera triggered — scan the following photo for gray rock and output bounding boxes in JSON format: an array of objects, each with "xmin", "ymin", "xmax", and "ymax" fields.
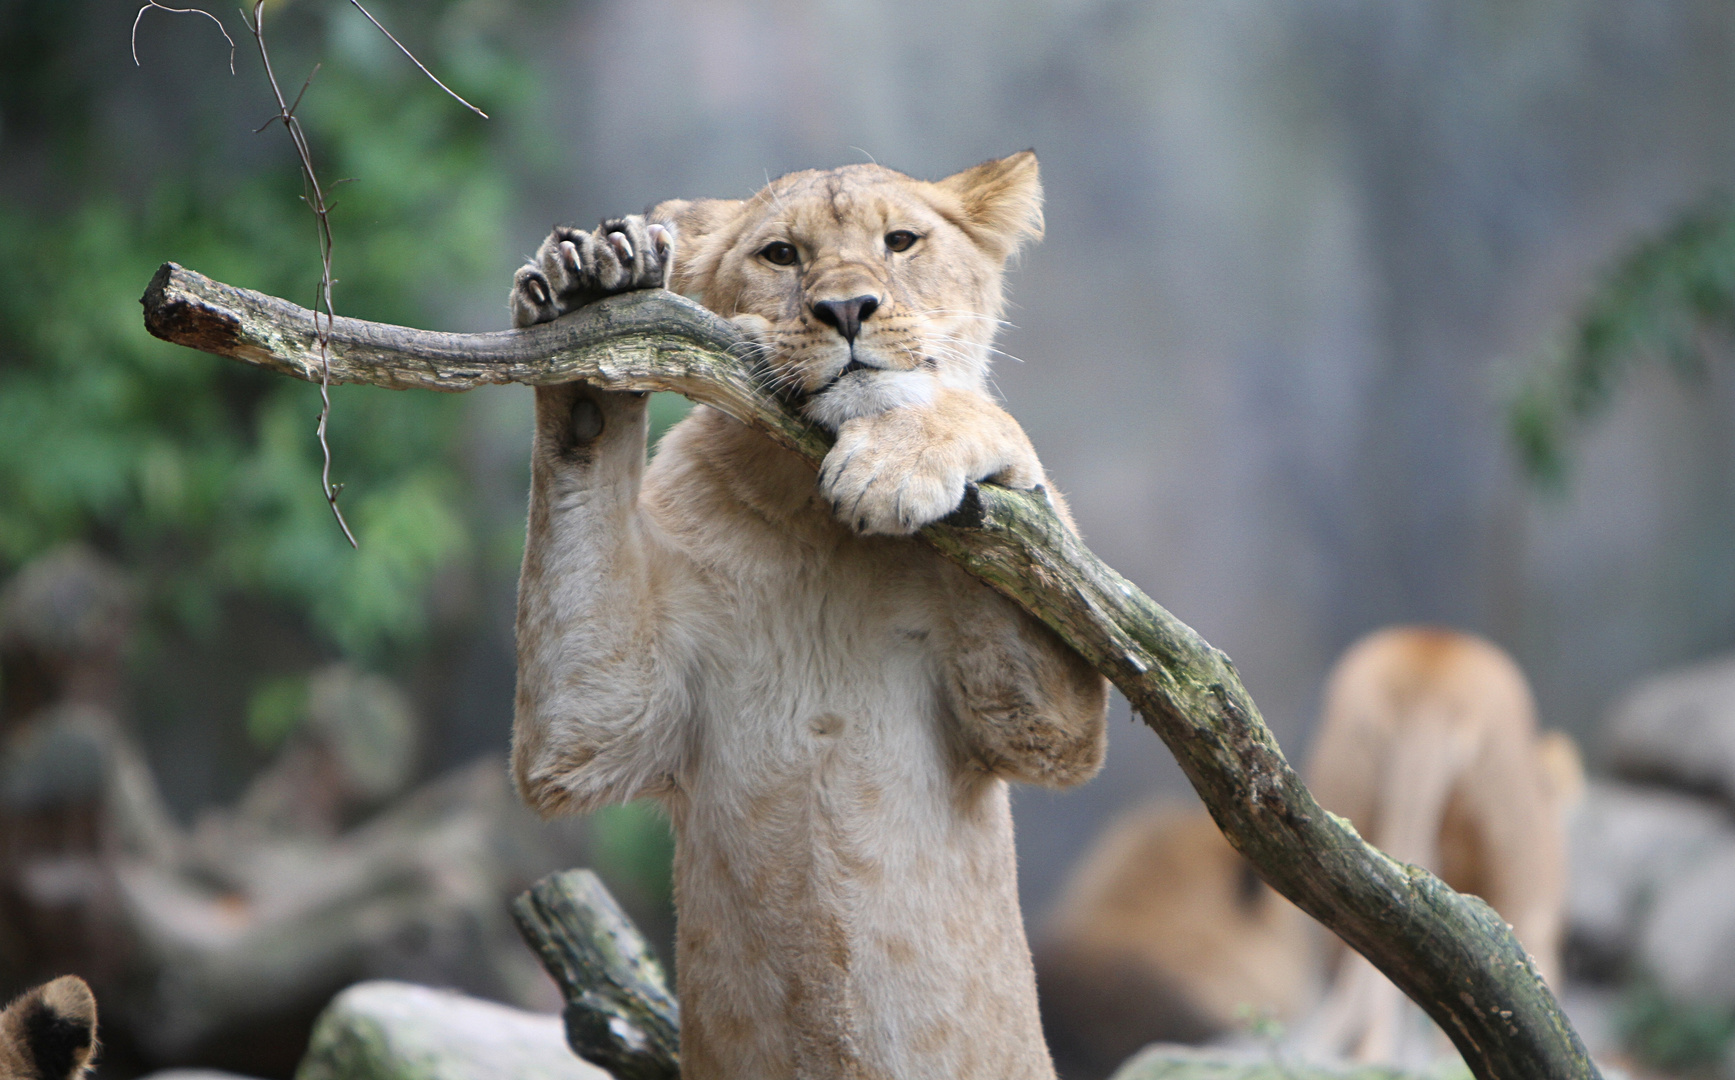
[
  {"xmin": 1107, "ymin": 1044, "xmax": 1466, "ymax": 1080},
  {"xmin": 1638, "ymin": 842, "xmax": 1735, "ymax": 1007},
  {"xmin": 295, "ymin": 982, "xmax": 613, "ymax": 1080},
  {"xmin": 1566, "ymin": 780, "xmax": 1733, "ymax": 971},
  {"xmin": 1605, "ymin": 654, "xmax": 1735, "ymax": 802}
]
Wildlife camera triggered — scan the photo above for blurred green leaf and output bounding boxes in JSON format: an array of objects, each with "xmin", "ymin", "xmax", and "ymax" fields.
[
  {"xmin": 590, "ymin": 800, "xmax": 676, "ymax": 909},
  {"xmin": 1618, "ymin": 978, "xmax": 1735, "ymax": 1075},
  {"xmin": 1509, "ymin": 194, "xmax": 1735, "ymax": 487},
  {"xmin": 247, "ymin": 674, "xmax": 310, "ymax": 748}
]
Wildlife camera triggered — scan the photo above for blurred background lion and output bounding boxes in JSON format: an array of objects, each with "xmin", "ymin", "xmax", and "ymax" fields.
[{"xmin": 1037, "ymin": 627, "xmax": 1584, "ymax": 1077}]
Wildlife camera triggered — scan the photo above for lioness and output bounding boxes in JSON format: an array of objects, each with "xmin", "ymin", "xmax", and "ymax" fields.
[
  {"xmin": 509, "ymin": 152, "xmax": 1110, "ymax": 1079},
  {"xmin": 0, "ymin": 977, "xmax": 97, "ymax": 1080},
  {"xmin": 1305, "ymin": 627, "xmax": 1582, "ymax": 1063}
]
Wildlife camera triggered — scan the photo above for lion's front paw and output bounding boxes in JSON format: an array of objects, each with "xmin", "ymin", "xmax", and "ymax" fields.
[
  {"xmin": 820, "ymin": 428, "xmax": 963, "ymax": 536},
  {"xmin": 510, "ymin": 215, "xmax": 672, "ymax": 328},
  {"xmin": 817, "ymin": 404, "xmax": 1042, "ymax": 536}
]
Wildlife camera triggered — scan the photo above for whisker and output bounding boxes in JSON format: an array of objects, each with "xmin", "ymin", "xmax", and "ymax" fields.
[
  {"xmin": 909, "ymin": 308, "xmax": 1017, "ymax": 330},
  {"xmin": 926, "ymin": 331, "xmax": 1025, "ymax": 365}
]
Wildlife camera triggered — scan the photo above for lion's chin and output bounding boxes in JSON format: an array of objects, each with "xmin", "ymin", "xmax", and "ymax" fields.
[{"xmin": 802, "ymin": 369, "xmax": 938, "ymax": 430}]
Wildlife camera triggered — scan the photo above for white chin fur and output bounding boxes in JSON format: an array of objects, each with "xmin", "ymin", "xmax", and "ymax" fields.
[{"xmin": 803, "ymin": 369, "xmax": 937, "ymax": 430}]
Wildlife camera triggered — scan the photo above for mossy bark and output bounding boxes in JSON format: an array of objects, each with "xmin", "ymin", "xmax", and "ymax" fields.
[
  {"xmin": 511, "ymin": 870, "xmax": 680, "ymax": 1080},
  {"xmin": 143, "ymin": 262, "xmax": 1600, "ymax": 1080}
]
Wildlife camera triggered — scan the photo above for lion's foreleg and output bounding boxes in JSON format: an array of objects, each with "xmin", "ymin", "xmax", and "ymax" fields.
[
  {"xmin": 942, "ymin": 580, "xmax": 1110, "ymax": 789},
  {"xmin": 512, "ymin": 384, "xmax": 694, "ymax": 815}
]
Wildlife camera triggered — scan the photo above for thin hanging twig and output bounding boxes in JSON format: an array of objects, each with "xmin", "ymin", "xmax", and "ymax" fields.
[
  {"xmin": 241, "ymin": 0, "xmax": 356, "ymax": 546},
  {"xmin": 131, "ymin": 0, "xmax": 236, "ymax": 73},
  {"xmin": 137, "ymin": 0, "xmax": 487, "ymax": 548},
  {"xmin": 344, "ymin": 0, "xmax": 488, "ymax": 119}
]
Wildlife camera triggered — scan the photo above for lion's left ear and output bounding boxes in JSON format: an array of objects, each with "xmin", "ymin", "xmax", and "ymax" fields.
[{"xmin": 934, "ymin": 150, "xmax": 1044, "ymax": 261}]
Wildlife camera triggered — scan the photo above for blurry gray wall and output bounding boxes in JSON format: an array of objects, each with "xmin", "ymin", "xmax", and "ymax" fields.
[{"xmin": 484, "ymin": 0, "xmax": 1735, "ymax": 918}]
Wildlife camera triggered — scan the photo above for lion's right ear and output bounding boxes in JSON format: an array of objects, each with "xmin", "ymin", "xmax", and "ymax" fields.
[
  {"xmin": 649, "ymin": 197, "xmax": 746, "ymax": 297},
  {"xmin": 934, "ymin": 150, "xmax": 1045, "ymax": 261},
  {"xmin": 0, "ymin": 976, "xmax": 98, "ymax": 1080}
]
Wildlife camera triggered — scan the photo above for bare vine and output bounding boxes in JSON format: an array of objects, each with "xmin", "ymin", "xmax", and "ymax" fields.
[
  {"xmin": 240, "ymin": 0, "xmax": 357, "ymax": 545},
  {"xmin": 343, "ymin": 1, "xmax": 488, "ymax": 119},
  {"xmin": 132, "ymin": 0, "xmax": 488, "ymax": 547},
  {"xmin": 131, "ymin": 1, "xmax": 235, "ymax": 73}
]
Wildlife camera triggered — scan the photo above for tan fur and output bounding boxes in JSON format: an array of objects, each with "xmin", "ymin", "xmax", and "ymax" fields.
[
  {"xmin": 509, "ymin": 153, "xmax": 1109, "ymax": 1079},
  {"xmin": 1305, "ymin": 627, "xmax": 1582, "ymax": 1063},
  {"xmin": 0, "ymin": 977, "xmax": 97, "ymax": 1080},
  {"xmin": 1036, "ymin": 805, "xmax": 1315, "ymax": 1079}
]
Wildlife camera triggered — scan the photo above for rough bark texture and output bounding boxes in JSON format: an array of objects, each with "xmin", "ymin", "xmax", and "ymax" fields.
[
  {"xmin": 511, "ymin": 871, "xmax": 680, "ymax": 1080},
  {"xmin": 142, "ymin": 262, "xmax": 1600, "ymax": 1080}
]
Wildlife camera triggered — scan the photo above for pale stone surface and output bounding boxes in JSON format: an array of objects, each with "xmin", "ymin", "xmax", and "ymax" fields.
[
  {"xmin": 1107, "ymin": 1044, "xmax": 1468, "ymax": 1080},
  {"xmin": 1638, "ymin": 842, "xmax": 1735, "ymax": 1007},
  {"xmin": 294, "ymin": 982, "xmax": 613, "ymax": 1080},
  {"xmin": 1604, "ymin": 654, "xmax": 1735, "ymax": 802},
  {"xmin": 1565, "ymin": 780, "xmax": 1734, "ymax": 972}
]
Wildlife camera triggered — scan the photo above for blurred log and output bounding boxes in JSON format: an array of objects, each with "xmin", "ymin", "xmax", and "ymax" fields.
[
  {"xmin": 511, "ymin": 870, "xmax": 679, "ymax": 1080},
  {"xmin": 143, "ymin": 261, "xmax": 1600, "ymax": 1080}
]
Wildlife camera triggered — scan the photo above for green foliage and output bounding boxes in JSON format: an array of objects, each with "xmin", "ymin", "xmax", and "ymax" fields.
[
  {"xmin": 589, "ymin": 800, "xmax": 677, "ymax": 911},
  {"xmin": 0, "ymin": 0, "xmax": 537, "ymax": 660},
  {"xmin": 1509, "ymin": 194, "xmax": 1735, "ymax": 487},
  {"xmin": 1617, "ymin": 979, "xmax": 1735, "ymax": 1076},
  {"xmin": 247, "ymin": 673, "xmax": 310, "ymax": 748}
]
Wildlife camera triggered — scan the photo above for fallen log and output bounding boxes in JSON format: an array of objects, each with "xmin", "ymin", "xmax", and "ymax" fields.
[
  {"xmin": 142, "ymin": 262, "xmax": 1599, "ymax": 1080},
  {"xmin": 511, "ymin": 870, "xmax": 680, "ymax": 1080}
]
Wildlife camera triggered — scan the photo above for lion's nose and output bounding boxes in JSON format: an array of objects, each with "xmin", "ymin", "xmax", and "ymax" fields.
[{"xmin": 811, "ymin": 295, "xmax": 880, "ymax": 343}]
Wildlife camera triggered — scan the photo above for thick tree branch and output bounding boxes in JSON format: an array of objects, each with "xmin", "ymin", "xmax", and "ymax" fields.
[{"xmin": 142, "ymin": 261, "xmax": 1598, "ymax": 1080}]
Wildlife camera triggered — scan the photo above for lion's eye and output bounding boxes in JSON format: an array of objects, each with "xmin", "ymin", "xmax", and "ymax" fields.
[
  {"xmin": 885, "ymin": 230, "xmax": 919, "ymax": 253},
  {"xmin": 759, "ymin": 241, "xmax": 799, "ymax": 267}
]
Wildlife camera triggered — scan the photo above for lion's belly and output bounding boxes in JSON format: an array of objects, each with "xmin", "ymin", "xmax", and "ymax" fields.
[
  {"xmin": 639, "ymin": 422, "xmax": 1054, "ymax": 1078},
  {"xmin": 666, "ymin": 601, "xmax": 1051, "ymax": 1079}
]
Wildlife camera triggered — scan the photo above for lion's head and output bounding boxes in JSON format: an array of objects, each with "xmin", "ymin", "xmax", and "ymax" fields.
[{"xmin": 653, "ymin": 151, "xmax": 1043, "ymax": 430}]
